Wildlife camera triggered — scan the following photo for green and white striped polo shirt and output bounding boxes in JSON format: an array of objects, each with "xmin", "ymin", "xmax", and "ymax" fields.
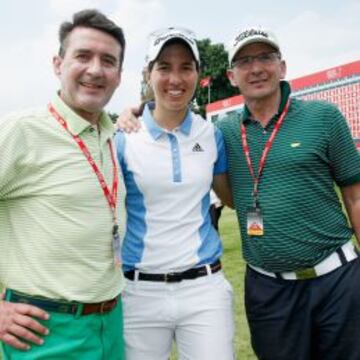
[
  {"xmin": 218, "ymin": 81, "xmax": 360, "ymax": 272},
  {"xmin": 0, "ymin": 94, "xmax": 126, "ymax": 302}
]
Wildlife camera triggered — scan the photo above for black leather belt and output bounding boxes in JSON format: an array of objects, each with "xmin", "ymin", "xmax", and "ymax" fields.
[
  {"xmin": 124, "ymin": 260, "xmax": 221, "ymax": 283},
  {"xmin": 6, "ymin": 289, "xmax": 119, "ymax": 315}
]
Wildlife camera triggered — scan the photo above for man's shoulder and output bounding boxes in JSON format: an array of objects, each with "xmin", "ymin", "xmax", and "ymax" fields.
[
  {"xmin": 291, "ymin": 97, "xmax": 338, "ymax": 114},
  {"xmin": 215, "ymin": 111, "xmax": 241, "ymax": 132},
  {"xmin": 0, "ymin": 107, "xmax": 48, "ymax": 128}
]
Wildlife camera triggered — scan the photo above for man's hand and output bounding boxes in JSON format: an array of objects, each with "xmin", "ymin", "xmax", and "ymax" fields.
[
  {"xmin": 0, "ymin": 300, "xmax": 49, "ymax": 350},
  {"xmin": 116, "ymin": 106, "xmax": 142, "ymax": 133}
]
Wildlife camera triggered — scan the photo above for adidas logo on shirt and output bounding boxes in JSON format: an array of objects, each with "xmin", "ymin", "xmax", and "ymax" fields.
[{"xmin": 192, "ymin": 143, "xmax": 204, "ymax": 152}]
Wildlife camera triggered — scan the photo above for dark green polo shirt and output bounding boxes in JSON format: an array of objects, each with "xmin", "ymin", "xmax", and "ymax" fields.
[{"xmin": 217, "ymin": 81, "xmax": 360, "ymax": 272}]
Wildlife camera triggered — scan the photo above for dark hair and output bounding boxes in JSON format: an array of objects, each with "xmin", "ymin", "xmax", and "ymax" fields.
[
  {"xmin": 58, "ymin": 9, "xmax": 126, "ymax": 68},
  {"xmin": 148, "ymin": 38, "xmax": 200, "ymax": 72}
]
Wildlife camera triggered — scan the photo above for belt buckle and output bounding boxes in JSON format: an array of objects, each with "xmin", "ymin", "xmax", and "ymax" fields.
[
  {"xmin": 100, "ymin": 301, "xmax": 109, "ymax": 314},
  {"xmin": 69, "ymin": 304, "xmax": 78, "ymax": 314},
  {"xmin": 100, "ymin": 298, "xmax": 117, "ymax": 314},
  {"xmin": 165, "ymin": 272, "xmax": 182, "ymax": 283}
]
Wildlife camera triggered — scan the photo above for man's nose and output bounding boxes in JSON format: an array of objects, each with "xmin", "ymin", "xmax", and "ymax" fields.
[
  {"xmin": 249, "ymin": 58, "xmax": 264, "ymax": 73},
  {"xmin": 87, "ymin": 57, "xmax": 104, "ymax": 75}
]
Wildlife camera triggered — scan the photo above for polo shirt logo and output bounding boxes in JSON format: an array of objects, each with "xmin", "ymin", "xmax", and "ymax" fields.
[
  {"xmin": 291, "ymin": 142, "xmax": 301, "ymax": 148},
  {"xmin": 192, "ymin": 143, "xmax": 204, "ymax": 152}
]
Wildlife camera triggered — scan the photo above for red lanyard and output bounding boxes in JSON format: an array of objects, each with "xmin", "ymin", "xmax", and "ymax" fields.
[
  {"xmin": 48, "ymin": 104, "xmax": 118, "ymax": 222},
  {"xmin": 241, "ymin": 99, "xmax": 291, "ymax": 206}
]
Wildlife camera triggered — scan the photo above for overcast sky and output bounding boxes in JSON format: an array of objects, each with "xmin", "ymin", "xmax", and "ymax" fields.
[{"xmin": 1, "ymin": 0, "xmax": 359, "ymax": 116}]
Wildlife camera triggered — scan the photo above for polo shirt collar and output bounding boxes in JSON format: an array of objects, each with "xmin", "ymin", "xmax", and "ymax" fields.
[
  {"xmin": 240, "ymin": 80, "xmax": 291, "ymax": 123},
  {"xmin": 143, "ymin": 102, "xmax": 192, "ymax": 140},
  {"xmin": 50, "ymin": 93, "xmax": 115, "ymax": 140}
]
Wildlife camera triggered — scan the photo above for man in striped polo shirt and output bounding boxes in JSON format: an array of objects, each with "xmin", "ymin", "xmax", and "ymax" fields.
[
  {"xmin": 218, "ymin": 27, "xmax": 360, "ymax": 359},
  {"xmin": 0, "ymin": 10, "xmax": 126, "ymax": 359}
]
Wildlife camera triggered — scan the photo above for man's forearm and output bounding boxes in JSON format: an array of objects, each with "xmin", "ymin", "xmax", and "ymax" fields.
[{"xmin": 341, "ymin": 183, "xmax": 360, "ymax": 244}]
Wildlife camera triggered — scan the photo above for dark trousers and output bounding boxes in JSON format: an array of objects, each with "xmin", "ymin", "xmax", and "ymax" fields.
[{"xmin": 245, "ymin": 258, "xmax": 360, "ymax": 360}]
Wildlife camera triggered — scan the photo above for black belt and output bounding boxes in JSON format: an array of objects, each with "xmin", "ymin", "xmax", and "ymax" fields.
[
  {"xmin": 6, "ymin": 289, "xmax": 119, "ymax": 315},
  {"xmin": 124, "ymin": 260, "xmax": 221, "ymax": 283}
]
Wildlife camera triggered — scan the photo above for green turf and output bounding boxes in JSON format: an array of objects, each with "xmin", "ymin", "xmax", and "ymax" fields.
[{"xmin": 0, "ymin": 208, "xmax": 255, "ymax": 359}]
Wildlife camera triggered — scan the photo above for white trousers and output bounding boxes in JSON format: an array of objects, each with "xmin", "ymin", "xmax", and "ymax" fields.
[{"xmin": 123, "ymin": 271, "xmax": 235, "ymax": 360}]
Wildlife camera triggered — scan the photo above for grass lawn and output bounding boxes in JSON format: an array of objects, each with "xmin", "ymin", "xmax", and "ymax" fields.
[{"xmin": 0, "ymin": 208, "xmax": 255, "ymax": 359}]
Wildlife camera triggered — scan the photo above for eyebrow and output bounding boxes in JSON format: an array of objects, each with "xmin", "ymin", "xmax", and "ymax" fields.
[{"xmin": 74, "ymin": 49, "xmax": 118, "ymax": 62}]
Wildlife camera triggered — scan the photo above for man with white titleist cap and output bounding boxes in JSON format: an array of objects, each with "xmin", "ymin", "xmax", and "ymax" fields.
[
  {"xmin": 217, "ymin": 27, "xmax": 360, "ymax": 359},
  {"xmin": 115, "ymin": 27, "xmax": 235, "ymax": 360}
]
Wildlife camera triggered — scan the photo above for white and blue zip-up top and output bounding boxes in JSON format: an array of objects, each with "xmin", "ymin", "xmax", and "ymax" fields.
[{"xmin": 115, "ymin": 103, "xmax": 227, "ymax": 273}]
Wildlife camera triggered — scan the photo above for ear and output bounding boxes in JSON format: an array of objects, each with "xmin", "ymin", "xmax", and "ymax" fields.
[
  {"xmin": 227, "ymin": 69, "xmax": 239, "ymax": 88},
  {"xmin": 115, "ymin": 70, "xmax": 122, "ymax": 88},
  {"xmin": 52, "ymin": 55, "xmax": 62, "ymax": 77},
  {"xmin": 280, "ymin": 60, "xmax": 287, "ymax": 80}
]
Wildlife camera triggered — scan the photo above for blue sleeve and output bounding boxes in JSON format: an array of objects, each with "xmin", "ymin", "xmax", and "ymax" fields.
[
  {"xmin": 213, "ymin": 126, "xmax": 228, "ymax": 175},
  {"xmin": 114, "ymin": 130, "xmax": 127, "ymax": 172}
]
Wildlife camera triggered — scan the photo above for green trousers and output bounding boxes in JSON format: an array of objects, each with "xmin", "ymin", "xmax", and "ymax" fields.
[{"xmin": 2, "ymin": 298, "xmax": 125, "ymax": 360}]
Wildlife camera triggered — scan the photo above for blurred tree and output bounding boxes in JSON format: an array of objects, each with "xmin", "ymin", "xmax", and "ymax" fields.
[{"xmin": 195, "ymin": 38, "xmax": 239, "ymax": 117}]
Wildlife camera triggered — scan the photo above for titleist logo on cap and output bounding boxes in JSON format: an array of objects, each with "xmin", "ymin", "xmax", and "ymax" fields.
[
  {"xmin": 233, "ymin": 29, "xmax": 269, "ymax": 46},
  {"xmin": 154, "ymin": 33, "xmax": 195, "ymax": 46}
]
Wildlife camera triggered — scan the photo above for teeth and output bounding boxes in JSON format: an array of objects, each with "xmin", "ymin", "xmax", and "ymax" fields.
[
  {"xmin": 81, "ymin": 82, "xmax": 102, "ymax": 89},
  {"xmin": 168, "ymin": 90, "xmax": 182, "ymax": 96}
]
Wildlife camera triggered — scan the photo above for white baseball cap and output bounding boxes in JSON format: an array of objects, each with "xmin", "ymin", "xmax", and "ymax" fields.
[
  {"xmin": 228, "ymin": 27, "xmax": 280, "ymax": 65},
  {"xmin": 145, "ymin": 27, "xmax": 200, "ymax": 66}
]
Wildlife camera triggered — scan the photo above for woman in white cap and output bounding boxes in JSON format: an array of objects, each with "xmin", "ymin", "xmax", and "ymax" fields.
[{"xmin": 114, "ymin": 27, "xmax": 234, "ymax": 360}]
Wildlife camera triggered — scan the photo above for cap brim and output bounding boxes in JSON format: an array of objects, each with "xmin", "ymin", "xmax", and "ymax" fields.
[
  {"xmin": 147, "ymin": 35, "xmax": 200, "ymax": 66},
  {"xmin": 229, "ymin": 37, "xmax": 280, "ymax": 64}
]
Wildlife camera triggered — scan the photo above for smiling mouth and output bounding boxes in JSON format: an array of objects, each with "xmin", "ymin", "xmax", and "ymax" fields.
[
  {"xmin": 167, "ymin": 89, "xmax": 184, "ymax": 97},
  {"xmin": 249, "ymin": 79, "xmax": 267, "ymax": 85},
  {"xmin": 80, "ymin": 81, "xmax": 104, "ymax": 90}
]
